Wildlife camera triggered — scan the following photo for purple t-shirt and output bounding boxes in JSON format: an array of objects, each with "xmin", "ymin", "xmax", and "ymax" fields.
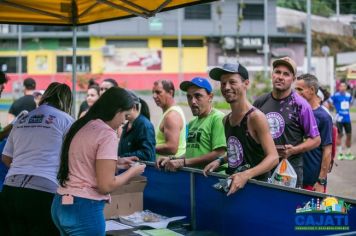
[{"xmin": 253, "ymin": 91, "xmax": 319, "ymax": 166}]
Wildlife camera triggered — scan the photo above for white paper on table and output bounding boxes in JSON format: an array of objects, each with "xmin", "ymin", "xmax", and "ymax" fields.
[
  {"xmin": 105, "ymin": 220, "xmax": 133, "ymax": 231},
  {"xmin": 133, "ymin": 229, "xmax": 184, "ymax": 236},
  {"xmin": 120, "ymin": 216, "xmax": 186, "ymax": 229}
]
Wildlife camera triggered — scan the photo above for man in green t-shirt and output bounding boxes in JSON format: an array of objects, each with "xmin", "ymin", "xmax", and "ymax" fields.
[{"xmin": 156, "ymin": 77, "xmax": 226, "ymax": 170}]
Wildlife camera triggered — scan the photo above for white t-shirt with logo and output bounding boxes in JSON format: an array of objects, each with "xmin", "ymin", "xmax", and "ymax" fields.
[{"xmin": 3, "ymin": 104, "xmax": 74, "ymax": 185}]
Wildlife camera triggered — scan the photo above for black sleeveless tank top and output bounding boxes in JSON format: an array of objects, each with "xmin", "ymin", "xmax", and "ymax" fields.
[{"xmin": 224, "ymin": 107, "xmax": 269, "ymax": 181}]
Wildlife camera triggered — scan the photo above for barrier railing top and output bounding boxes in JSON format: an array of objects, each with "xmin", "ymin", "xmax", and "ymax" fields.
[{"xmin": 142, "ymin": 161, "xmax": 356, "ymax": 205}]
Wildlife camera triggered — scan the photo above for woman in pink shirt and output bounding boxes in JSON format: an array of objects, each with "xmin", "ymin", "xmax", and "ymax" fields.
[{"xmin": 52, "ymin": 87, "xmax": 145, "ymax": 236}]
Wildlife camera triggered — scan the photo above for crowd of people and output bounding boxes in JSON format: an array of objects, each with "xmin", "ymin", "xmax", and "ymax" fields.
[{"xmin": 0, "ymin": 56, "xmax": 354, "ymax": 235}]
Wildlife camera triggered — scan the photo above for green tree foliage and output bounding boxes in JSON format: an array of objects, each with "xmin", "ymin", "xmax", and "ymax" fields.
[
  {"xmin": 277, "ymin": 0, "xmax": 356, "ymax": 16},
  {"xmin": 248, "ymin": 72, "xmax": 272, "ymax": 102}
]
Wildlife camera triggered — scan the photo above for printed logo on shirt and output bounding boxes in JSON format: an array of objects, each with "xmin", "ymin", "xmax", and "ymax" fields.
[
  {"xmin": 266, "ymin": 112, "xmax": 285, "ymax": 139},
  {"xmin": 340, "ymin": 101, "xmax": 350, "ymax": 110},
  {"xmin": 45, "ymin": 115, "xmax": 56, "ymax": 124},
  {"xmin": 227, "ymin": 136, "xmax": 244, "ymax": 168},
  {"xmin": 18, "ymin": 114, "xmax": 29, "ymax": 124},
  {"xmin": 28, "ymin": 114, "xmax": 44, "ymax": 124},
  {"xmin": 187, "ymin": 129, "xmax": 202, "ymax": 149}
]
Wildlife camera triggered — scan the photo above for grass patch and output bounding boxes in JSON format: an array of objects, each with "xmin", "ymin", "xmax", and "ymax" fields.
[
  {"xmin": 213, "ymin": 101, "xmax": 230, "ymax": 110},
  {"xmin": 136, "ymin": 90, "xmax": 153, "ymax": 96},
  {"xmin": 0, "ymin": 99, "xmax": 13, "ymax": 104},
  {"xmin": 178, "ymin": 101, "xmax": 231, "ymax": 110},
  {"xmin": 177, "ymin": 102, "xmax": 188, "ymax": 107}
]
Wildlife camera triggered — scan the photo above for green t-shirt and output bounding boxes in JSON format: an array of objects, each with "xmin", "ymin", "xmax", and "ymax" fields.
[{"xmin": 186, "ymin": 108, "xmax": 226, "ymax": 159}]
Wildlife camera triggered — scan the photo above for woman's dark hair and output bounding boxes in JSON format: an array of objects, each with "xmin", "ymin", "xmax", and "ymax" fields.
[
  {"xmin": 319, "ymin": 86, "xmax": 330, "ymax": 103},
  {"xmin": 88, "ymin": 84, "xmax": 100, "ymax": 96},
  {"xmin": 88, "ymin": 78, "xmax": 99, "ymax": 89},
  {"xmin": 0, "ymin": 70, "xmax": 9, "ymax": 84},
  {"xmin": 57, "ymin": 87, "xmax": 134, "ymax": 186},
  {"xmin": 127, "ymin": 90, "xmax": 151, "ymax": 120},
  {"xmin": 103, "ymin": 78, "xmax": 118, "ymax": 87},
  {"xmin": 138, "ymin": 98, "xmax": 150, "ymax": 120},
  {"xmin": 39, "ymin": 82, "xmax": 72, "ymax": 114}
]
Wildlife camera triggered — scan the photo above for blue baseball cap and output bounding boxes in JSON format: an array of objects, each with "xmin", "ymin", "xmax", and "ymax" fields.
[
  {"xmin": 180, "ymin": 77, "xmax": 212, "ymax": 93},
  {"xmin": 209, "ymin": 63, "xmax": 249, "ymax": 81}
]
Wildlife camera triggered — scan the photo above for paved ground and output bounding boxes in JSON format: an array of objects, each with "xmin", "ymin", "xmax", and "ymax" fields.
[{"xmin": 1, "ymin": 94, "xmax": 355, "ymax": 199}]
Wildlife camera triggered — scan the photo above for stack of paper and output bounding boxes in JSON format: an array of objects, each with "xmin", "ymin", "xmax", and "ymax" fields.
[
  {"xmin": 105, "ymin": 220, "xmax": 133, "ymax": 231},
  {"xmin": 134, "ymin": 228, "xmax": 183, "ymax": 236},
  {"xmin": 119, "ymin": 210, "xmax": 186, "ymax": 229}
]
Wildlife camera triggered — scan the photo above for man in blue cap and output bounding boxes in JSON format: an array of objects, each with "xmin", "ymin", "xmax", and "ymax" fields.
[{"xmin": 156, "ymin": 77, "xmax": 226, "ymax": 170}]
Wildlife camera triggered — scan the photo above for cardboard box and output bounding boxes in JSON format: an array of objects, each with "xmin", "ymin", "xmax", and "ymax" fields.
[{"xmin": 104, "ymin": 176, "xmax": 147, "ymax": 219}]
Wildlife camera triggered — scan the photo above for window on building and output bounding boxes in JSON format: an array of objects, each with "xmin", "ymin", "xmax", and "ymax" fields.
[
  {"xmin": 242, "ymin": 4, "xmax": 264, "ymax": 20},
  {"xmin": 0, "ymin": 24, "xmax": 10, "ymax": 34},
  {"xmin": 0, "ymin": 39, "xmax": 18, "ymax": 50},
  {"xmin": 106, "ymin": 39, "xmax": 148, "ymax": 48},
  {"xmin": 162, "ymin": 39, "xmax": 204, "ymax": 47},
  {"xmin": 57, "ymin": 56, "xmax": 91, "ymax": 73},
  {"xmin": 22, "ymin": 25, "xmax": 88, "ymax": 32},
  {"xmin": 184, "ymin": 4, "xmax": 211, "ymax": 20},
  {"xmin": 59, "ymin": 39, "xmax": 89, "ymax": 48},
  {"xmin": 0, "ymin": 57, "xmax": 27, "ymax": 73}
]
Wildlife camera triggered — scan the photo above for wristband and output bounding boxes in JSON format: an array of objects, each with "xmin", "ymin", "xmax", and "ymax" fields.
[
  {"xmin": 170, "ymin": 156, "xmax": 186, "ymax": 167},
  {"xmin": 317, "ymin": 178, "xmax": 327, "ymax": 185},
  {"xmin": 217, "ymin": 156, "xmax": 225, "ymax": 165}
]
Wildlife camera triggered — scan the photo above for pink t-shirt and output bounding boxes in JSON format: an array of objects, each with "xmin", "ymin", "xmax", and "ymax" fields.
[{"xmin": 57, "ymin": 119, "xmax": 118, "ymax": 201}]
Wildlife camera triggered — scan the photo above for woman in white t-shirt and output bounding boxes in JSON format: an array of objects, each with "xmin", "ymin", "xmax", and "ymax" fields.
[
  {"xmin": 1, "ymin": 82, "xmax": 74, "ymax": 236},
  {"xmin": 52, "ymin": 87, "xmax": 145, "ymax": 236}
]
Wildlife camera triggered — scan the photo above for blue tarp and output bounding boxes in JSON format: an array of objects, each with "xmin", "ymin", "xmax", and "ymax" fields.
[{"xmin": 143, "ymin": 165, "xmax": 356, "ymax": 236}]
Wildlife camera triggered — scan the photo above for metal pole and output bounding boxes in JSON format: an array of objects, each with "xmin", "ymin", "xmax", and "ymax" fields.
[
  {"xmin": 306, "ymin": 0, "xmax": 312, "ymax": 73},
  {"xmin": 177, "ymin": 9, "xmax": 183, "ymax": 99},
  {"xmin": 236, "ymin": 0, "xmax": 244, "ymax": 60},
  {"xmin": 72, "ymin": 26, "xmax": 77, "ymax": 117},
  {"xmin": 327, "ymin": 56, "xmax": 334, "ymax": 95},
  {"xmin": 263, "ymin": 0, "xmax": 269, "ymax": 80},
  {"xmin": 17, "ymin": 25, "xmax": 22, "ymax": 80},
  {"xmin": 336, "ymin": 0, "xmax": 340, "ymax": 22},
  {"xmin": 321, "ymin": 45, "xmax": 332, "ymax": 94},
  {"xmin": 190, "ymin": 172, "xmax": 196, "ymax": 230},
  {"xmin": 16, "ymin": 25, "xmax": 22, "ymax": 98}
]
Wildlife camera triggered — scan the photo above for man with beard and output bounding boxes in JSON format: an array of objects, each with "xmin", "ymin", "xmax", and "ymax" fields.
[
  {"xmin": 253, "ymin": 57, "xmax": 320, "ymax": 188},
  {"xmin": 203, "ymin": 63, "xmax": 278, "ymax": 196},
  {"xmin": 156, "ymin": 77, "xmax": 226, "ymax": 170}
]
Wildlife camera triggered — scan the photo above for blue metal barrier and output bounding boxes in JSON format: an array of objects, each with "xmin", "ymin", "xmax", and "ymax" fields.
[
  {"xmin": 143, "ymin": 167, "xmax": 192, "ymax": 222},
  {"xmin": 143, "ymin": 165, "xmax": 356, "ymax": 236}
]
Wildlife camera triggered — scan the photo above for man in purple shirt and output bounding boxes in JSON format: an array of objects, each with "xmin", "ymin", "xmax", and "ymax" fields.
[{"xmin": 253, "ymin": 57, "xmax": 321, "ymax": 187}]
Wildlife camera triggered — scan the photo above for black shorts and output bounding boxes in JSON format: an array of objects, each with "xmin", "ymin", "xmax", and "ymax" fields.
[{"xmin": 336, "ymin": 122, "xmax": 352, "ymax": 135}]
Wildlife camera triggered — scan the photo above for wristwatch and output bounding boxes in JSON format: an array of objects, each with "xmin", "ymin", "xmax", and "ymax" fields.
[{"xmin": 317, "ymin": 178, "xmax": 327, "ymax": 185}]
